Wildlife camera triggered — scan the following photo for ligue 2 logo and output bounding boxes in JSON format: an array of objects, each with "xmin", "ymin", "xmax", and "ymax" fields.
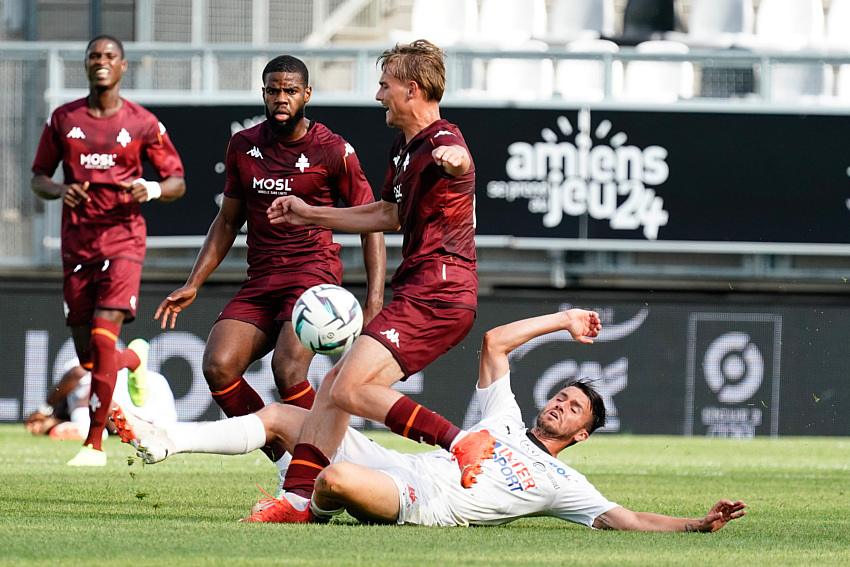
[{"xmin": 702, "ymin": 332, "xmax": 764, "ymax": 404}]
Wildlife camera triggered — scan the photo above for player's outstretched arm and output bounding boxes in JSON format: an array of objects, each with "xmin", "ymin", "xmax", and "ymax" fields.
[
  {"xmin": 478, "ymin": 309, "xmax": 601, "ymax": 389},
  {"xmin": 432, "ymin": 144, "xmax": 470, "ymax": 177},
  {"xmin": 268, "ymin": 196, "xmax": 400, "ymax": 233},
  {"xmin": 592, "ymin": 500, "xmax": 746, "ymax": 532}
]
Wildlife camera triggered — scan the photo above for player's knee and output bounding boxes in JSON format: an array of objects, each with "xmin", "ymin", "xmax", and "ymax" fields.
[
  {"xmin": 202, "ymin": 352, "xmax": 236, "ymax": 389},
  {"xmin": 315, "ymin": 463, "xmax": 355, "ymax": 498},
  {"xmin": 328, "ymin": 380, "xmax": 360, "ymax": 415}
]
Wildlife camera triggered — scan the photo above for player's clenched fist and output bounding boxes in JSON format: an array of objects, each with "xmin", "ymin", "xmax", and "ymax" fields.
[
  {"xmin": 267, "ymin": 195, "xmax": 311, "ymax": 225},
  {"xmin": 431, "ymin": 144, "xmax": 470, "ymax": 177}
]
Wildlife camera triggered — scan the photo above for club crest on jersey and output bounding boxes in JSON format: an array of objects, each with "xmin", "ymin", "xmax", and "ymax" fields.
[
  {"xmin": 380, "ymin": 328, "xmax": 401, "ymax": 348},
  {"xmin": 66, "ymin": 126, "xmax": 86, "ymax": 139},
  {"xmin": 296, "ymin": 153, "xmax": 310, "ymax": 172},
  {"xmin": 116, "ymin": 128, "xmax": 132, "ymax": 148},
  {"xmin": 247, "ymin": 146, "xmax": 264, "ymax": 159}
]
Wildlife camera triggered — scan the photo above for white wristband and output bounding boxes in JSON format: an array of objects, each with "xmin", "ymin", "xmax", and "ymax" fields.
[{"xmin": 134, "ymin": 178, "xmax": 162, "ymax": 202}]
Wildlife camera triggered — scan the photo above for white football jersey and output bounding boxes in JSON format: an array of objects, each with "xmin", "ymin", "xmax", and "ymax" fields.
[{"xmin": 334, "ymin": 373, "xmax": 619, "ymax": 527}]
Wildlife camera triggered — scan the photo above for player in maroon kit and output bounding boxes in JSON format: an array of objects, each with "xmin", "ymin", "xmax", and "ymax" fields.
[
  {"xmin": 153, "ymin": 55, "xmax": 385, "ymax": 485},
  {"xmin": 261, "ymin": 40, "xmax": 493, "ymax": 522},
  {"xmin": 30, "ymin": 35, "xmax": 186, "ymax": 466}
]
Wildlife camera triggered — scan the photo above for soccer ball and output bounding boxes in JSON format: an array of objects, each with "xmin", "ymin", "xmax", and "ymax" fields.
[{"xmin": 293, "ymin": 284, "xmax": 364, "ymax": 355}]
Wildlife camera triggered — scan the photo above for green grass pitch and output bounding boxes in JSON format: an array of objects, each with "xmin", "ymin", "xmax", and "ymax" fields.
[{"xmin": 1, "ymin": 425, "xmax": 847, "ymax": 566}]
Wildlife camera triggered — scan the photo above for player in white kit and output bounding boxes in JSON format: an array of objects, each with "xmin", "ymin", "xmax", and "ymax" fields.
[{"xmin": 113, "ymin": 309, "xmax": 746, "ymax": 531}]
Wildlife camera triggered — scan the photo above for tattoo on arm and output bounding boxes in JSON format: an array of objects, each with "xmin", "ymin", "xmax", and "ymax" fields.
[
  {"xmin": 684, "ymin": 522, "xmax": 697, "ymax": 533},
  {"xmin": 595, "ymin": 513, "xmax": 615, "ymax": 530}
]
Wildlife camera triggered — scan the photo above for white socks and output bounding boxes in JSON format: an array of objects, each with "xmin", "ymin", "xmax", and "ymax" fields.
[
  {"xmin": 171, "ymin": 414, "xmax": 266, "ymax": 455},
  {"xmin": 448, "ymin": 430, "xmax": 469, "ymax": 451}
]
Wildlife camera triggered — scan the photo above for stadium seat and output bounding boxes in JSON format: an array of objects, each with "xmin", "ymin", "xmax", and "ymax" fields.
[
  {"xmin": 485, "ymin": 41, "xmax": 554, "ymax": 100},
  {"xmin": 547, "ymin": 0, "xmax": 616, "ymax": 44},
  {"xmin": 754, "ymin": 0, "xmax": 830, "ymax": 102},
  {"xmin": 687, "ymin": 0, "xmax": 756, "ymax": 98},
  {"xmin": 478, "ymin": 0, "xmax": 548, "ymax": 47},
  {"xmin": 621, "ymin": 40, "xmax": 694, "ymax": 102},
  {"xmin": 620, "ymin": 0, "xmax": 683, "ymax": 45},
  {"xmin": 555, "ymin": 39, "xmax": 622, "ymax": 101},
  {"xmin": 387, "ymin": 0, "xmax": 479, "ymax": 47},
  {"xmin": 827, "ymin": 0, "xmax": 850, "ymax": 101},
  {"xmin": 687, "ymin": 0, "xmax": 754, "ymax": 48}
]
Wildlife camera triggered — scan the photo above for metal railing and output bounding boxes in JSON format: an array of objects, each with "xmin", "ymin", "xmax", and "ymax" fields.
[{"xmin": 3, "ymin": 41, "xmax": 850, "ymax": 289}]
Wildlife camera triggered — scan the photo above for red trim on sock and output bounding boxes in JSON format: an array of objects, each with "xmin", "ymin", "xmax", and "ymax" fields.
[
  {"xmin": 385, "ymin": 396, "xmax": 461, "ymax": 449},
  {"xmin": 210, "ymin": 377, "xmax": 286, "ymax": 462},
  {"xmin": 282, "ymin": 443, "xmax": 329, "ymax": 499},
  {"xmin": 280, "ymin": 380, "xmax": 315, "ymax": 410}
]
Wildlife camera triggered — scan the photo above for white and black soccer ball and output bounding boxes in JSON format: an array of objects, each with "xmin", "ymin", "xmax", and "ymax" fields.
[{"xmin": 293, "ymin": 284, "xmax": 364, "ymax": 355}]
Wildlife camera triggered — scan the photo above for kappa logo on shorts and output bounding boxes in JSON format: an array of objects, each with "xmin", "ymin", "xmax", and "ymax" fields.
[
  {"xmin": 407, "ymin": 485, "xmax": 417, "ymax": 503},
  {"xmin": 380, "ymin": 328, "xmax": 401, "ymax": 348}
]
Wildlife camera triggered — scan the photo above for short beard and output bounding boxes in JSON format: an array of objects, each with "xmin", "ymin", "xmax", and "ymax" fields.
[
  {"xmin": 534, "ymin": 413, "xmax": 563, "ymax": 440},
  {"xmin": 265, "ymin": 103, "xmax": 306, "ymax": 139}
]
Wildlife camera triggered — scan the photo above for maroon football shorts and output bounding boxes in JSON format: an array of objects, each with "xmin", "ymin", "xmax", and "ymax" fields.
[
  {"xmin": 63, "ymin": 257, "xmax": 143, "ymax": 326},
  {"xmin": 362, "ymin": 296, "xmax": 476, "ymax": 378},
  {"xmin": 216, "ymin": 271, "xmax": 338, "ymax": 338}
]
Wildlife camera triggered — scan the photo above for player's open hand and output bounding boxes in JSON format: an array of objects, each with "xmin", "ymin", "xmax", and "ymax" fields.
[
  {"xmin": 154, "ymin": 285, "xmax": 198, "ymax": 329},
  {"xmin": 62, "ymin": 181, "xmax": 91, "ymax": 208},
  {"xmin": 693, "ymin": 500, "xmax": 747, "ymax": 532},
  {"xmin": 267, "ymin": 195, "xmax": 311, "ymax": 225},
  {"xmin": 563, "ymin": 309, "xmax": 602, "ymax": 344}
]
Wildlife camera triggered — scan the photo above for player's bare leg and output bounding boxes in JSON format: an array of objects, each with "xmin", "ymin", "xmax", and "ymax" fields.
[
  {"xmin": 271, "ymin": 321, "xmax": 317, "ymax": 409},
  {"xmin": 313, "ymin": 462, "xmax": 400, "ymax": 524}
]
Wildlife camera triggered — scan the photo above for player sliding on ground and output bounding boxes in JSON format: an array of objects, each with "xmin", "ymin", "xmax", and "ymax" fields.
[{"xmin": 112, "ymin": 308, "xmax": 746, "ymax": 530}]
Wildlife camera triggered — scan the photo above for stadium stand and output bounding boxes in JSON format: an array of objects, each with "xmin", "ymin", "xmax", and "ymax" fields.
[
  {"xmin": 621, "ymin": 39, "xmax": 694, "ymax": 101},
  {"xmin": 556, "ymin": 38, "xmax": 623, "ymax": 101},
  {"xmin": 547, "ymin": 0, "xmax": 617, "ymax": 44}
]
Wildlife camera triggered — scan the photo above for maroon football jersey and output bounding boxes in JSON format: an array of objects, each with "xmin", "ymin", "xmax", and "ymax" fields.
[
  {"xmin": 381, "ymin": 119, "xmax": 477, "ymax": 307},
  {"xmin": 224, "ymin": 120, "xmax": 375, "ymax": 278},
  {"xmin": 32, "ymin": 98, "xmax": 184, "ymax": 265}
]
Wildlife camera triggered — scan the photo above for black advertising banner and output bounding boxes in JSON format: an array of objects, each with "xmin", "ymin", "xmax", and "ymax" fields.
[
  {"xmin": 2, "ymin": 283, "xmax": 848, "ymax": 437},
  {"xmin": 145, "ymin": 104, "xmax": 850, "ymax": 243}
]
